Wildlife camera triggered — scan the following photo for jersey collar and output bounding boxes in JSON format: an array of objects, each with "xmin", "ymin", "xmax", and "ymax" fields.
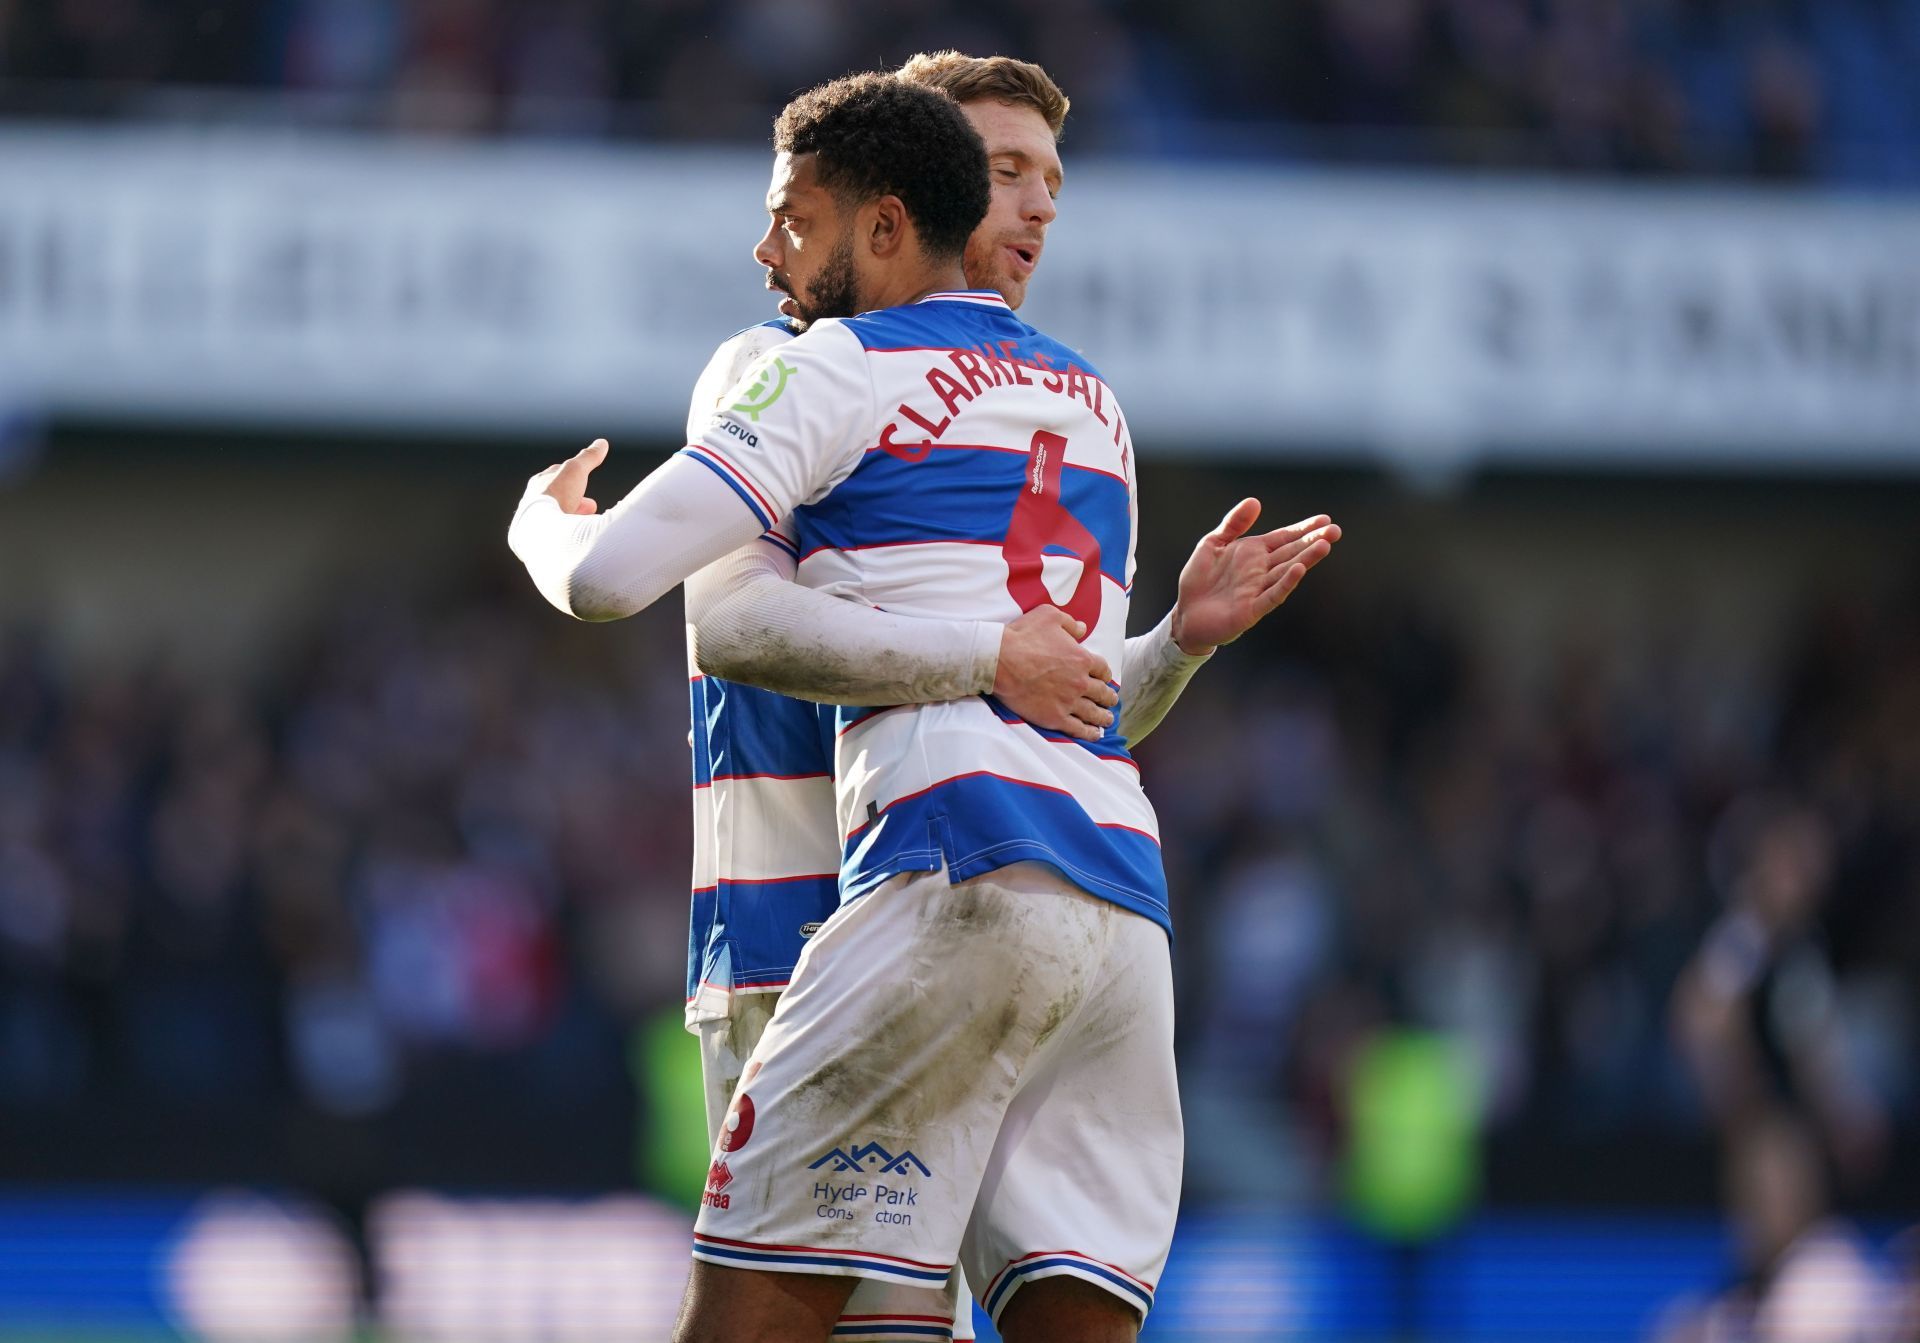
[{"xmin": 915, "ymin": 289, "xmax": 1011, "ymax": 309}]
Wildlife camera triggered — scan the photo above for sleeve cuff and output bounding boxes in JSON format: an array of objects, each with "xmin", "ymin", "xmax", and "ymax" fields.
[
  {"xmin": 1155, "ymin": 611, "xmax": 1214, "ymax": 669},
  {"xmin": 968, "ymin": 620, "xmax": 1004, "ymax": 697}
]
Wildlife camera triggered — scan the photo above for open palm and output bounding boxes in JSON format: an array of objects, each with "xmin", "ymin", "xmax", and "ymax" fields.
[{"xmin": 1169, "ymin": 501, "xmax": 1340, "ymax": 655}]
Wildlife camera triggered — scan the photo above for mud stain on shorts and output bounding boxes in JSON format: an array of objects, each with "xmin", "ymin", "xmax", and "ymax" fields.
[{"xmin": 792, "ymin": 890, "xmax": 1083, "ymax": 1140}]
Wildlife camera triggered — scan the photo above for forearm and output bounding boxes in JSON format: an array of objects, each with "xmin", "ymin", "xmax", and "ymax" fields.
[
  {"xmin": 687, "ymin": 543, "xmax": 1001, "ymax": 704},
  {"xmin": 1117, "ymin": 610, "xmax": 1211, "ymax": 746},
  {"xmin": 508, "ymin": 454, "xmax": 764, "ymax": 621}
]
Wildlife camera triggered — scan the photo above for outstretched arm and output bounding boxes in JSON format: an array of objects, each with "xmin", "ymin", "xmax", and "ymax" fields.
[
  {"xmin": 509, "ymin": 439, "xmax": 768, "ymax": 621},
  {"xmin": 687, "ymin": 539, "xmax": 1120, "ymax": 740},
  {"xmin": 514, "ymin": 319, "xmax": 878, "ymax": 623},
  {"xmin": 1118, "ymin": 502, "xmax": 1340, "ymax": 746}
]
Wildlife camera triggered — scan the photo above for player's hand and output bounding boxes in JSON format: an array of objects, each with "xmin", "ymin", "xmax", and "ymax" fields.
[
  {"xmin": 993, "ymin": 605, "xmax": 1118, "ymax": 742},
  {"xmin": 1168, "ymin": 501, "xmax": 1340, "ymax": 655},
  {"xmin": 524, "ymin": 438, "xmax": 608, "ymax": 517}
]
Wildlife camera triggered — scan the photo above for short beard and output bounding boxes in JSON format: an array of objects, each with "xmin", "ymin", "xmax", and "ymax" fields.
[
  {"xmin": 791, "ymin": 232, "xmax": 860, "ymax": 326},
  {"xmin": 963, "ymin": 232, "xmax": 1026, "ymax": 310}
]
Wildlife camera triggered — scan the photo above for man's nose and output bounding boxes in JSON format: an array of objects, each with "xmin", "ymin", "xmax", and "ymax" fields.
[{"xmin": 1029, "ymin": 185, "xmax": 1057, "ymax": 228}]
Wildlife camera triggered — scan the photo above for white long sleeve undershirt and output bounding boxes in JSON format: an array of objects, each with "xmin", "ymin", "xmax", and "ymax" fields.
[
  {"xmin": 686, "ymin": 538, "xmax": 1212, "ymax": 746},
  {"xmin": 684, "ymin": 539, "xmax": 1004, "ymax": 705},
  {"xmin": 508, "ymin": 449, "xmax": 1212, "ymax": 744},
  {"xmin": 1118, "ymin": 610, "xmax": 1213, "ymax": 746},
  {"xmin": 507, "ymin": 454, "xmax": 767, "ymax": 623}
]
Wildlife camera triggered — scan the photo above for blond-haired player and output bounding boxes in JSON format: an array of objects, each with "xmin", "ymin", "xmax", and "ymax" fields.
[{"xmin": 530, "ymin": 59, "xmax": 1337, "ymax": 1343}]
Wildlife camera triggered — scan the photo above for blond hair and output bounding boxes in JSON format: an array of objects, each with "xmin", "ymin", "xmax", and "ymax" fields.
[{"xmin": 896, "ymin": 51, "xmax": 1069, "ymax": 140}]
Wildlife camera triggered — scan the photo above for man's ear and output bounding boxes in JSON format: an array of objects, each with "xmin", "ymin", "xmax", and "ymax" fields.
[{"xmin": 864, "ymin": 194, "xmax": 909, "ymax": 258}]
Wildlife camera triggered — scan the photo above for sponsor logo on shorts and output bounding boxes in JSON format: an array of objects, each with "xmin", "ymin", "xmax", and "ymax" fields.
[
  {"xmin": 809, "ymin": 1142, "xmax": 932, "ymax": 1177},
  {"xmin": 799, "ymin": 921, "xmax": 823, "ymax": 937},
  {"xmin": 807, "ymin": 1143, "xmax": 930, "ymax": 1229}
]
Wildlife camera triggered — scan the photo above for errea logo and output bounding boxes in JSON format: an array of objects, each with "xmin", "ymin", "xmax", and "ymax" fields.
[
  {"xmin": 702, "ymin": 1159, "xmax": 733, "ymax": 1211},
  {"xmin": 809, "ymin": 1142, "xmax": 932, "ymax": 1177}
]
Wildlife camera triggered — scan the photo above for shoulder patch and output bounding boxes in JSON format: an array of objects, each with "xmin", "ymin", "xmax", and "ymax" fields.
[{"xmin": 731, "ymin": 353, "xmax": 797, "ymax": 421}]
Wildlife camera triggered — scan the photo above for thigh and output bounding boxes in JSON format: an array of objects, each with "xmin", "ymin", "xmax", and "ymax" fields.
[
  {"xmin": 692, "ymin": 864, "xmax": 1108, "ymax": 1297},
  {"xmin": 995, "ymin": 1274, "xmax": 1140, "ymax": 1343},
  {"xmin": 698, "ymin": 962, "xmax": 977, "ymax": 1340},
  {"xmin": 673, "ymin": 1260, "xmax": 853, "ymax": 1343},
  {"xmin": 963, "ymin": 903, "xmax": 1181, "ymax": 1330}
]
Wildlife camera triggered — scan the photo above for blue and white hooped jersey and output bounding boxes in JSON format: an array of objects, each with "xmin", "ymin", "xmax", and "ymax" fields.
[
  {"xmin": 681, "ymin": 292, "xmax": 1169, "ymax": 931},
  {"xmin": 683, "ymin": 320, "xmax": 842, "ymax": 1026}
]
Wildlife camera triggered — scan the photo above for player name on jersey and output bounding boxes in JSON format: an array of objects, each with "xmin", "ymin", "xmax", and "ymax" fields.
[
  {"xmin": 877, "ymin": 320, "xmax": 1127, "ymax": 461},
  {"xmin": 680, "ymin": 292, "xmax": 1169, "ymax": 932}
]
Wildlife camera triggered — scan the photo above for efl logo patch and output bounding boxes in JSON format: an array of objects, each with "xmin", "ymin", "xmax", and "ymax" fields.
[
  {"xmin": 809, "ymin": 1142, "xmax": 932, "ymax": 1177},
  {"xmin": 731, "ymin": 357, "xmax": 796, "ymax": 421},
  {"xmin": 720, "ymin": 1092, "xmax": 756, "ymax": 1153}
]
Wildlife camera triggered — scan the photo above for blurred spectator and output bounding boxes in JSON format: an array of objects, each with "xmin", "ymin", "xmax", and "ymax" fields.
[
  {"xmin": 0, "ymin": 587, "xmax": 690, "ymax": 1126},
  {"xmin": 2, "ymin": 0, "xmax": 1918, "ymax": 183},
  {"xmin": 1674, "ymin": 794, "xmax": 1890, "ymax": 1186},
  {"xmin": 0, "ymin": 549, "xmax": 1915, "ymax": 1208}
]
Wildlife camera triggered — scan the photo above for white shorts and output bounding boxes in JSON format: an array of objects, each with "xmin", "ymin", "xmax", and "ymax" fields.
[
  {"xmin": 692, "ymin": 862, "xmax": 1182, "ymax": 1328},
  {"xmin": 700, "ymin": 989, "xmax": 975, "ymax": 1341}
]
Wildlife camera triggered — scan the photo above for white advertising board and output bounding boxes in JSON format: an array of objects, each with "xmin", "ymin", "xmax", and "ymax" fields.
[{"xmin": 2, "ymin": 127, "xmax": 1915, "ymax": 467}]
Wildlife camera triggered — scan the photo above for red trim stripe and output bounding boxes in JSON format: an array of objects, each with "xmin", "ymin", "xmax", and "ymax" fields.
[
  {"xmin": 691, "ymin": 873, "xmax": 838, "ymax": 889},
  {"xmin": 845, "ymin": 769, "xmax": 1159, "ymax": 843},
  {"xmin": 694, "ymin": 772, "xmax": 832, "ymax": 788},
  {"xmin": 800, "ymin": 537, "xmax": 1000, "ymax": 562},
  {"xmin": 799, "ymin": 543, "xmax": 1129, "ymax": 594},
  {"xmin": 837, "ymin": 705, "xmax": 911, "ymax": 739},
  {"xmin": 686, "ymin": 444, "xmax": 780, "ymax": 522},
  {"xmin": 693, "ymin": 1231, "xmax": 950, "ymax": 1272},
  {"xmin": 983, "ymin": 1249, "xmax": 1157, "ymax": 1300},
  {"xmin": 987, "ymin": 718, "xmax": 1140, "ymax": 770},
  {"xmin": 917, "ymin": 290, "xmax": 1010, "ymax": 307},
  {"xmin": 684, "ymin": 975, "xmax": 792, "ymax": 1001}
]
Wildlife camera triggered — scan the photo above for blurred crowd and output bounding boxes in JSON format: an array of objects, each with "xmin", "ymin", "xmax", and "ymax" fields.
[
  {"xmin": 0, "ymin": 576, "xmax": 694, "ymax": 1123},
  {"xmin": 2, "ymin": 0, "xmax": 1918, "ymax": 181},
  {"xmin": 1, "ymin": 539, "xmax": 1914, "ymax": 1208},
  {"xmin": 1164, "ymin": 577, "xmax": 1919, "ymax": 1157}
]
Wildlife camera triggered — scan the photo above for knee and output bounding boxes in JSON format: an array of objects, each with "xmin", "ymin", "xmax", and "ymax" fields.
[
  {"xmin": 996, "ymin": 1275, "xmax": 1141, "ymax": 1343},
  {"xmin": 671, "ymin": 1262, "xmax": 849, "ymax": 1343}
]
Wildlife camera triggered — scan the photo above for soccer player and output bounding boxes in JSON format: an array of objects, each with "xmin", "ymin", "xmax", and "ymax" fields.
[
  {"xmin": 509, "ymin": 76, "xmax": 1323, "ymax": 1343},
  {"xmin": 673, "ymin": 52, "xmax": 1339, "ymax": 1343}
]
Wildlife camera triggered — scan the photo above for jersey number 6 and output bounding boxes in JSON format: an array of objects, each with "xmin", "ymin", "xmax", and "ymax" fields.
[{"xmin": 1003, "ymin": 430, "xmax": 1102, "ymax": 632}]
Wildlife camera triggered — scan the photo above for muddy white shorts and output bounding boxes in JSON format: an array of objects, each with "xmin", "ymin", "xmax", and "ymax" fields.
[
  {"xmin": 692, "ymin": 861, "xmax": 1182, "ymax": 1328},
  {"xmin": 700, "ymin": 991, "xmax": 974, "ymax": 1341}
]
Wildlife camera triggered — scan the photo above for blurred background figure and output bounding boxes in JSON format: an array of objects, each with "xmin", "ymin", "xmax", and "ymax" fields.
[
  {"xmin": 1, "ymin": 0, "xmax": 1917, "ymax": 1340},
  {"xmin": 1675, "ymin": 796, "xmax": 1889, "ymax": 1189},
  {"xmin": 1660, "ymin": 797, "xmax": 1900, "ymax": 1342},
  {"xmin": 1652, "ymin": 1111, "xmax": 1889, "ymax": 1343}
]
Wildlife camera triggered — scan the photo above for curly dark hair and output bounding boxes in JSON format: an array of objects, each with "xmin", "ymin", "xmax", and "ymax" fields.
[{"xmin": 773, "ymin": 73, "xmax": 988, "ymax": 262}]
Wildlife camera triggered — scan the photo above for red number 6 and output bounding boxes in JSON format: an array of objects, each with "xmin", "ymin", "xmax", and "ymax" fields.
[{"xmin": 1003, "ymin": 430, "xmax": 1102, "ymax": 632}]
